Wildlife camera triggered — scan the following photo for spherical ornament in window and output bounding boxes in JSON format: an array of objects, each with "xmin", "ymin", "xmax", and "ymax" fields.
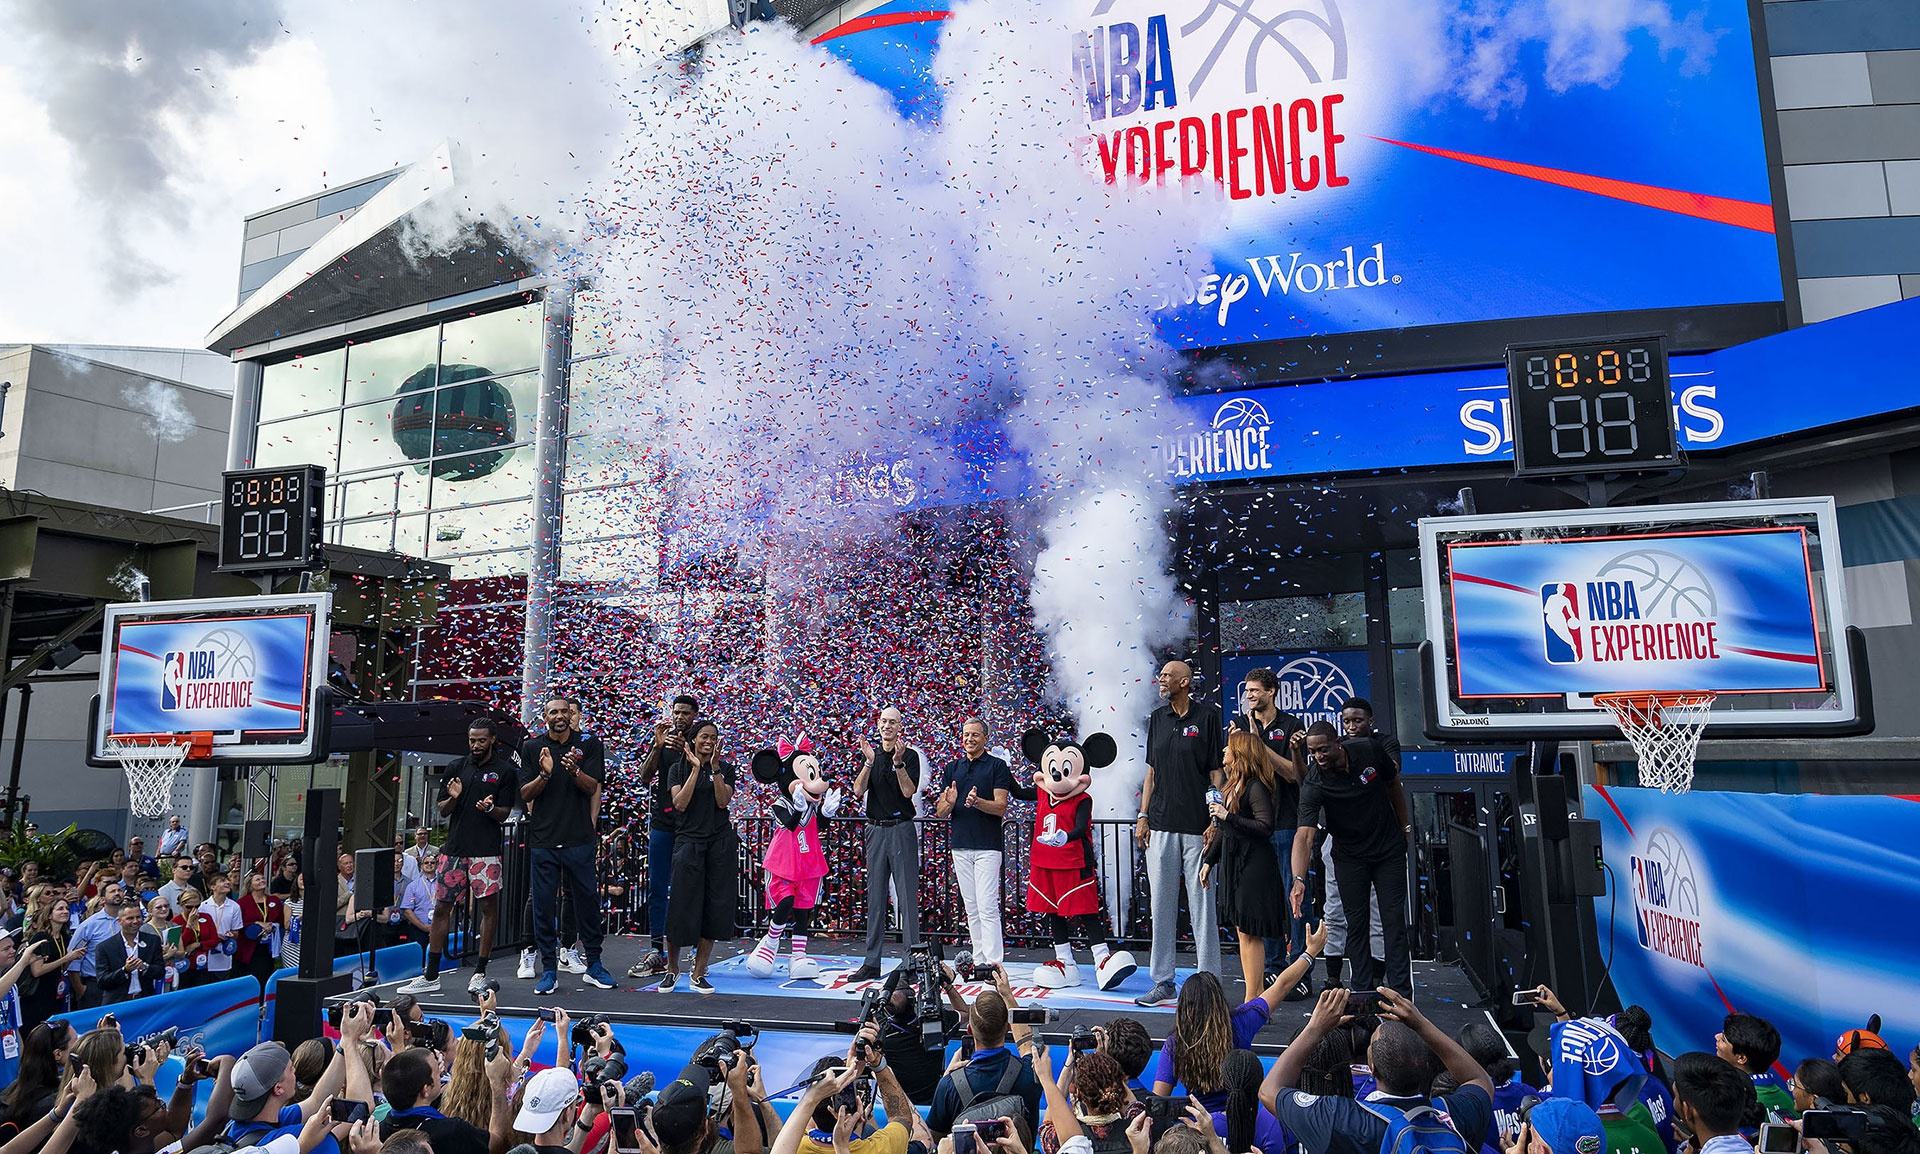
[{"xmin": 389, "ymin": 363, "xmax": 518, "ymax": 480}]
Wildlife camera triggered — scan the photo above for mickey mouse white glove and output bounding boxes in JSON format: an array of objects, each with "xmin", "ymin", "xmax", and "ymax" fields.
[
  {"xmin": 822, "ymin": 788, "xmax": 844, "ymax": 818},
  {"xmin": 1038, "ymin": 830, "xmax": 1069, "ymax": 848}
]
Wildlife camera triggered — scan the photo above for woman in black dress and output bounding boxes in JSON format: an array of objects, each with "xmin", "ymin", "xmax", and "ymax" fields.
[{"xmin": 1204, "ymin": 729, "xmax": 1287, "ymax": 996}]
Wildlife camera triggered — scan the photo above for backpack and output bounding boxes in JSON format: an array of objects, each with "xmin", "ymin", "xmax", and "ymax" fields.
[
  {"xmin": 1362, "ymin": 1098, "xmax": 1473, "ymax": 1154},
  {"xmin": 953, "ymin": 1057, "xmax": 1035, "ymax": 1148},
  {"xmin": 1083, "ymin": 1120, "xmax": 1133, "ymax": 1154}
]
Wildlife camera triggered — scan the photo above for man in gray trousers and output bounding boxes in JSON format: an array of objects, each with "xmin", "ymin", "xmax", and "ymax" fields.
[
  {"xmin": 1134, "ymin": 660, "xmax": 1224, "ymax": 1005},
  {"xmin": 849, "ymin": 705, "xmax": 922, "ymax": 981}
]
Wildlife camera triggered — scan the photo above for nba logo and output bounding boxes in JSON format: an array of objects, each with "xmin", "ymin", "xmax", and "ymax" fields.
[
  {"xmin": 1540, "ymin": 583, "xmax": 1583, "ymax": 664},
  {"xmin": 161, "ymin": 651, "xmax": 187, "ymax": 710}
]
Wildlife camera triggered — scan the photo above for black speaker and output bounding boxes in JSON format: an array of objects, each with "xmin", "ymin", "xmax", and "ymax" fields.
[
  {"xmin": 300, "ymin": 789, "xmax": 342, "ymax": 980},
  {"xmin": 355, "ymin": 847, "xmax": 394, "ymax": 909},
  {"xmin": 273, "ymin": 972, "xmax": 354, "ymax": 1045},
  {"xmin": 243, "ymin": 820, "xmax": 272, "ymax": 860},
  {"xmin": 1566, "ymin": 818, "xmax": 1608, "ymax": 898},
  {"xmin": 1534, "ymin": 774, "xmax": 1572, "ymax": 841}
]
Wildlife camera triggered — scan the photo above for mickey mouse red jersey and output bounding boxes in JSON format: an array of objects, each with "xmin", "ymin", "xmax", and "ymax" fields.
[{"xmin": 1028, "ymin": 790, "xmax": 1099, "ymax": 917}]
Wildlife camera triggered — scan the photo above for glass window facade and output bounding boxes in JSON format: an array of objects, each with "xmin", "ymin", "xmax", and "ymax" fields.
[{"xmin": 250, "ymin": 299, "xmax": 543, "ymax": 580}]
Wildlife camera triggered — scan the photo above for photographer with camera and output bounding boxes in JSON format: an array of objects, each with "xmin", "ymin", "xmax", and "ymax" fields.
[
  {"xmin": 857, "ymin": 954, "xmax": 971, "ymax": 1106},
  {"xmin": 215, "ymin": 997, "xmax": 376, "ymax": 1154},
  {"xmin": 794, "ymin": 1023, "xmax": 919, "ymax": 1154},
  {"xmin": 928, "ymin": 965, "xmax": 1043, "ymax": 1142}
]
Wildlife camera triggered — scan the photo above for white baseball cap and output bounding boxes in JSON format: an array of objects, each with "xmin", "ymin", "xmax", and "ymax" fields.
[{"xmin": 514, "ymin": 1067, "xmax": 582, "ymax": 1132}]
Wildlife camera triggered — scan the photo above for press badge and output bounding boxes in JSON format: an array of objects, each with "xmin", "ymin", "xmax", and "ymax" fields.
[{"xmin": 1, "ymin": 1030, "xmax": 17, "ymax": 1060}]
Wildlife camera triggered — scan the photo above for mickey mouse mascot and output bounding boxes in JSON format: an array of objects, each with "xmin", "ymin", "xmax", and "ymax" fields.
[
  {"xmin": 1019, "ymin": 726, "xmax": 1137, "ymax": 990},
  {"xmin": 747, "ymin": 735, "xmax": 843, "ymax": 979}
]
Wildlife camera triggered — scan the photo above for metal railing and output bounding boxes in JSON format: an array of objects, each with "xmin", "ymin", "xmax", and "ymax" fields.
[{"xmin": 564, "ymin": 815, "xmax": 1224, "ymax": 952}]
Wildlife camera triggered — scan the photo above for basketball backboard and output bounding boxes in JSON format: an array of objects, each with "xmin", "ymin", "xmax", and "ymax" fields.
[
  {"xmin": 1418, "ymin": 498, "xmax": 1871, "ymax": 740},
  {"xmin": 87, "ymin": 593, "xmax": 334, "ymax": 766}
]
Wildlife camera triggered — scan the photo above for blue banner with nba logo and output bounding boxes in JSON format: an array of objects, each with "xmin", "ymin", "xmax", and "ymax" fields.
[
  {"xmin": 108, "ymin": 612, "xmax": 317, "ymax": 737},
  {"xmin": 1221, "ymin": 650, "xmax": 1372, "ymax": 728},
  {"xmin": 1588, "ymin": 786, "xmax": 1920, "ymax": 1069},
  {"xmin": 1446, "ymin": 527, "xmax": 1825, "ymax": 698}
]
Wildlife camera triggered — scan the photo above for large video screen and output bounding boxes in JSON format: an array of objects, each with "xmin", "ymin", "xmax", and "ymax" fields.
[{"xmin": 819, "ymin": 0, "xmax": 1788, "ymax": 372}]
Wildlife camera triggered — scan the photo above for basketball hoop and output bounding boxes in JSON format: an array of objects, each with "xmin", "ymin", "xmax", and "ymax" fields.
[
  {"xmin": 105, "ymin": 734, "xmax": 209, "ymax": 818},
  {"xmin": 1593, "ymin": 692, "xmax": 1715, "ymax": 793}
]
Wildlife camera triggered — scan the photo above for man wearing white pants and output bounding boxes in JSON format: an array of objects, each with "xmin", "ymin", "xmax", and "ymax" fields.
[
  {"xmin": 1134, "ymin": 660, "xmax": 1224, "ymax": 1006},
  {"xmin": 937, "ymin": 718, "xmax": 1013, "ymax": 965}
]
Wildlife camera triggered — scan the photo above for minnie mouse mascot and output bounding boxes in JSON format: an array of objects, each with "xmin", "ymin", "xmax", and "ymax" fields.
[
  {"xmin": 1019, "ymin": 726, "xmax": 1137, "ymax": 990},
  {"xmin": 746, "ymin": 735, "xmax": 843, "ymax": 979}
]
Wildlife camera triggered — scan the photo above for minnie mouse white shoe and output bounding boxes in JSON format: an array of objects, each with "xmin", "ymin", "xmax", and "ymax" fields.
[
  {"xmin": 1032, "ymin": 959, "xmax": 1082, "ymax": 988},
  {"xmin": 745, "ymin": 932, "xmax": 781, "ymax": 979},
  {"xmin": 1096, "ymin": 950, "xmax": 1138, "ymax": 991},
  {"xmin": 790, "ymin": 955, "xmax": 821, "ymax": 980}
]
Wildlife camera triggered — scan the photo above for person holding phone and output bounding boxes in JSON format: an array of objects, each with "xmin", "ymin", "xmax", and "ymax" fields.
[
  {"xmin": 633, "ymin": 693, "xmax": 701, "ymax": 981},
  {"xmin": 520, "ymin": 694, "xmax": 616, "ymax": 995},
  {"xmin": 1503, "ymin": 1099, "xmax": 1607, "ymax": 1154}
]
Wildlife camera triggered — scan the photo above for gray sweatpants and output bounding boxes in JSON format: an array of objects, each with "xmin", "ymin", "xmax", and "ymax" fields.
[
  {"xmin": 1148, "ymin": 829, "xmax": 1220, "ymax": 983},
  {"xmin": 864, "ymin": 821, "xmax": 920, "ymax": 967},
  {"xmin": 1320, "ymin": 835, "xmax": 1383, "ymax": 959}
]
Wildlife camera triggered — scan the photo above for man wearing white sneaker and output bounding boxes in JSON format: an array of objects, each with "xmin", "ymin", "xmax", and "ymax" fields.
[
  {"xmin": 399, "ymin": 717, "xmax": 518, "ymax": 997},
  {"xmin": 520, "ymin": 695, "xmax": 616, "ymax": 994}
]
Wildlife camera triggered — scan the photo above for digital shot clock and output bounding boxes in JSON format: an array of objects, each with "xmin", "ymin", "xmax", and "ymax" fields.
[
  {"xmin": 1505, "ymin": 335, "xmax": 1679, "ymax": 478},
  {"xmin": 219, "ymin": 465, "xmax": 326, "ymax": 573}
]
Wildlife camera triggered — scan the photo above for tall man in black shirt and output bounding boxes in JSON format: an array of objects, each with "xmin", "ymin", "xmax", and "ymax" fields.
[
  {"xmin": 519, "ymin": 695, "xmax": 615, "ymax": 994},
  {"xmin": 631, "ymin": 693, "xmax": 699, "ymax": 980},
  {"xmin": 851, "ymin": 706, "xmax": 921, "ymax": 981},
  {"xmin": 1234, "ymin": 667, "xmax": 1309, "ymax": 993},
  {"xmin": 1134, "ymin": 660, "xmax": 1223, "ymax": 1006},
  {"xmin": 1288, "ymin": 721, "xmax": 1413, "ymax": 996},
  {"xmin": 399, "ymin": 717, "xmax": 520, "ymax": 996}
]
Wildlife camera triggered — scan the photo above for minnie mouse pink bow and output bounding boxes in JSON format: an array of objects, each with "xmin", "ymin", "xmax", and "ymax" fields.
[{"xmin": 777, "ymin": 734, "xmax": 814, "ymax": 759}]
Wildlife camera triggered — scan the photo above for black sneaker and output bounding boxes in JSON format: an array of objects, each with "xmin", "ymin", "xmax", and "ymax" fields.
[
  {"xmin": 1134, "ymin": 980, "xmax": 1177, "ymax": 1007},
  {"xmin": 1284, "ymin": 978, "xmax": 1313, "ymax": 1002},
  {"xmin": 690, "ymin": 973, "xmax": 716, "ymax": 994},
  {"xmin": 847, "ymin": 963, "xmax": 882, "ymax": 982}
]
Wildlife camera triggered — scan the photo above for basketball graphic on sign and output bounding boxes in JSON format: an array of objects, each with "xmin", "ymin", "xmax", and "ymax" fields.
[
  {"xmin": 1275, "ymin": 655, "xmax": 1355, "ymax": 716},
  {"xmin": 1595, "ymin": 550, "xmax": 1717, "ymax": 619},
  {"xmin": 1212, "ymin": 397, "xmax": 1270, "ymax": 430}
]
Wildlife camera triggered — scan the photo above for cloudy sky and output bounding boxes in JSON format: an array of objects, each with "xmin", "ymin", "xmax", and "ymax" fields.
[{"xmin": 0, "ymin": 0, "xmax": 716, "ymax": 349}]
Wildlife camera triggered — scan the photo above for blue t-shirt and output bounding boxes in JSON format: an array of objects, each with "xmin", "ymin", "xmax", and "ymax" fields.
[
  {"xmin": 1489, "ymin": 1073, "xmax": 1536, "ymax": 1146},
  {"xmin": 1155, "ymin": 999, "xmax": 1272, "ymax": 1089},
  {"xmin": 230, "ymin": 1102, "xmax": 340, "ymax": 1154},
  {"xmin": 941, "ymin": 755, "xmax": 1015, "ymax": 852},
  {"xmin": 0, "ymin": 987, "xmax": 21, "ymax": 1091},
  {"xmin": 1278, "ymin": 1086, "xmax": 1494, "ymax": 1154},
  {"xmin": 1636, "ymin": 1076, "xmax": 1676, "ymax": 1151}
]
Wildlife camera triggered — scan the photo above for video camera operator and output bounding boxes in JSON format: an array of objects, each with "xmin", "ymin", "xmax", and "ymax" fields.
[
  {"xmin": 856, "ymin": 953, "xmax": 971, "ymax": 1105},
  {"xmin": 928, "ymin": 964, "xmax": 1043, "ymax": 1143}
]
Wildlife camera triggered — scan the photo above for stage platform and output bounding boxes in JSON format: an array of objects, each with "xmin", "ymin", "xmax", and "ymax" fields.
[{"xmin": 348, "ymin": 934, "xmax": 1491, "ymax": 1053}]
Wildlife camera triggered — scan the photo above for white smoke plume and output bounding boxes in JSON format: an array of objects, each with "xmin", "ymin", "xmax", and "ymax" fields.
[
  {"xmin": 121, "ymin": 379, "xmax": 198, "ymax": 444},
  {"xmin": 4, "ymin": 0, "xmax": 286, "ymax": 292}
]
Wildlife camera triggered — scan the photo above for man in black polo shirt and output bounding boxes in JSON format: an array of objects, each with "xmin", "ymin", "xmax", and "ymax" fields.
[
  {"xmin": 1134, "ymin": 659, "xmax": 1223, "ymax": 1006},
  {"xmin": 935, "ymin": 718, "xmax": 1012, "ymax": 966},
  {"xmin": 519, "ymin": 695, "xmax": 614, "ymax": 994},
  {"xmin": 851, "ymin": 705, "xmax": 921, "ymax": 981},
  {"xmin": 630, "ymin": 693, "xmax": 699, "ymax": 980},
  {"xmin": 1235, "ymin": 667, "xmax": 1309, "ymax": 996},
  {"xmin": 1339, "ymin": 697, "xmax": 1401, "ymax": 769},
  {"xmin": 399, "ymin": 717, "xmax": 519, "ymax": 996},
  {"xmin": 1288, "ymin": 721, "xmax": 1412, "ymax": 995}
]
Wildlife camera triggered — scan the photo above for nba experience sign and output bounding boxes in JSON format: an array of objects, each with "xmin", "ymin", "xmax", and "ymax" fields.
[
  {"xmin": 1066, "ymin": 0, "xmax": 1781, "ymax": 348},
  {"xmin": 1443, "ymin": 526, "xmax": 1826, "ymax": 698},
  {"xmin": 109, "ymin": 612, "xmax": 317, "ymax": 738}
]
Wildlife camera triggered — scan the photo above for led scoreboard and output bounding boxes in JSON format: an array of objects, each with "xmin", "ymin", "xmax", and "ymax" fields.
[
  {"xmin": 1506, "ymin": 335, "xmax": 1680, "ymax": 478},
  {"xmin": 219, "ymin": 465, "xmax": 326, "ymax": 573}
]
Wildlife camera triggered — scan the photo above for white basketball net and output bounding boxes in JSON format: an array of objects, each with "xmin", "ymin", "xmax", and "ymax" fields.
[
  {"xmin": 106, "ymin": 737, "xmax": 191, "ymax": 818},
  {"xmin": 1595, "ymin": 692, "xmax": 1716, "ymax": 793}
]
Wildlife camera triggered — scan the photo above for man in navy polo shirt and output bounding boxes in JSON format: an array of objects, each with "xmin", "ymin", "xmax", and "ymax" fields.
[{"xmin": 936, "ymin": 718, "xmax": 1013, "ymax": 966}]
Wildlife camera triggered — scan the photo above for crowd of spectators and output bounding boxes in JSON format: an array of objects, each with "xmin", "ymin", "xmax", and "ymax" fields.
[{"xmin": 0, "ymin": 827, "xmax": 1916, "ymax": 1154}]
